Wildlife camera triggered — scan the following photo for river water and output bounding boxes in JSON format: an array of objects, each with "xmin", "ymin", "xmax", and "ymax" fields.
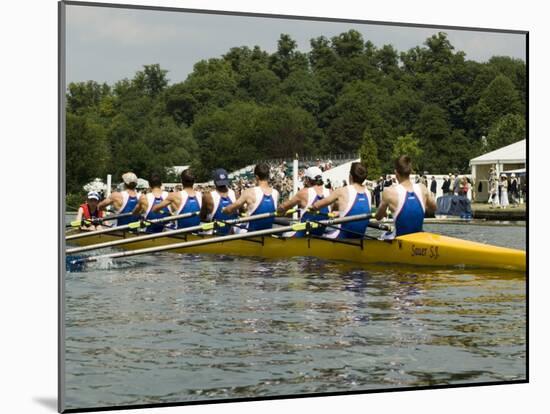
[{"xmin": 63, "ymin": 223, "xmax": 526, "ymax": 410}]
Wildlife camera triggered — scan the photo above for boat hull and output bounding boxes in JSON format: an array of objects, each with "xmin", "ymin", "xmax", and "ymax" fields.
[{"xmin": 66, "ymin": 231, "xmax": 526, "ymax": 272}]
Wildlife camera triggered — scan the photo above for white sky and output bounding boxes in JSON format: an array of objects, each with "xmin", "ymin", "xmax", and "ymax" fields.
[{"xmin": 65, "ymin": 4, "xmax": 527, "ymax": 85}]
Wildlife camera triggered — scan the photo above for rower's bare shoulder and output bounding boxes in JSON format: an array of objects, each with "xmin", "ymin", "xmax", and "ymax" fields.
[
  {"xmin": 109, "ymin": 191, "xmax": 121, "ymax": 200},
  {"xmin": 382, "ymin": 186, "xmax": 397, "ymax": 201},
  {"xmin": 166, "ymin": 191, "xmax": 178, "ymax": 200}
]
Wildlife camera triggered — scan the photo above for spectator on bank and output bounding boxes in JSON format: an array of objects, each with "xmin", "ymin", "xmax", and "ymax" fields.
[
  {"xmin": 457, "ymin": 176, "xmax": 469, "ymax": 196},
  {"xmin": 453, "ymin": 174, "xmax": 461, "ymax": 195},
  {"xmin": 430, "ymin": 176, "xmax": 437, "ymax": 198},
  {"xmin": 510, "ymin": 174, "xmax": 519, "ymax": 206},
  {"xmin": 500, "ymin": 174, "xmax": 509, "ymax": 208},
  {"xmin": 441, "ymin": 175, "xmax": 450, "ymax": 195},
  {"xmin": 374, "ymin": 177, "xmax": 383, "ymax": 207},
  {"xmin": 448, "ymin": 174, "xmax": 455, "ymax": 194}
]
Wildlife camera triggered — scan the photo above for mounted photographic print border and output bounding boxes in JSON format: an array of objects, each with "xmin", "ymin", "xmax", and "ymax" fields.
[{"xmin": 59, "ymin": 1, "xmax": 528, "ymax": 412}]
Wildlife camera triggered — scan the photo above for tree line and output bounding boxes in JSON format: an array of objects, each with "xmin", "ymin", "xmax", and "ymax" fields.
[{"xmin": 66, "ymin": 30, "xmax": 526, "ymax": 195}]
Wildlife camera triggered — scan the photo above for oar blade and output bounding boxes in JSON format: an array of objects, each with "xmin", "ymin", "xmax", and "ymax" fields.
[{"xmin": 65, "ymin": 255, "xmax": 86, "ymax": 272}]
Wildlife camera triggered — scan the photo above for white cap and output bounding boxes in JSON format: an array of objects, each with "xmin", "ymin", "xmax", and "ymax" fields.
[
  {"xmin": 305, "ymin": 166, "xmax": 323, "ymax": 180},
  {"xmin": 122, "ymin": 172, "xmax": 138, "ymax": 185},
  {"xmin": 511, "ymin": 173, "xmax": 516, "ymax": 177},
  {"xmin": 87, "ymin": 191, "xmax": 100, "ymax": 200}
]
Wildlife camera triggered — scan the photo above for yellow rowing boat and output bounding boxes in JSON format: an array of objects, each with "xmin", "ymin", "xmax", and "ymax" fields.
[{"xmin": 66, "ymin": 230, "xmax": 526, "ymax": 272}]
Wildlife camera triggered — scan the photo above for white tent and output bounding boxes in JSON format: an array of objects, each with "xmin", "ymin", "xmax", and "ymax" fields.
[
  {"xmin": 469, "ymin": 139, "xmax": 526, "ymax": 201},
  {"xmin": 321, "ymin": 159, "xmax": 360, "ymax": 188}
]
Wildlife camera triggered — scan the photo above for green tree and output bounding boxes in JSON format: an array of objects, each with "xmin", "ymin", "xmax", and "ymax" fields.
[
  {"xmin": 279, "ymin": 70, "xmax": 324, "ymax": 116},
  {"xmin": 133, "ymin": 64, "xmax": 169, "ymax": 97},
  {"xmin": 331, "ymin": 30, "xmax": 364, "ymax": 58},
  {"xmin": 192, "ymin": 102, "xmax": 264, "ymax": 177},
  {"xmin": 181, "ymin": 58, "xmax": 239, "ymax": 117},
  {"xmin": 247, "ymin": 69, "xmax": 281, "ymax": 103},
  {"xmin": 470, "ymin": 74, "xmax": 522, "ymax": 135},
  {"xmin": 67, "ymin": 81, "xmax": 110, "ymax": 114},
  {"xmin": 324, "ymin": 80, "xmax": 393, "ymax": 156},
  {"xmin": 66, "ymin": 113, "xmax": 110, "ymax": 193},
  {"xmin": 269, "ymin": 34, "xmax": 309, "ymax": 79},
  {"xmin": 486, "ymin": 114, "xmax": 525, "ymax": 151},
  {"xmin": 309, "ymin": 36, "xmax": 336, "ymax": 70},
  {"xmin": 392, "ymin": 133, "xmax": 423, "ymax": 172},
  {"xmin": 253, "ymin": 105, "xmax": 322, "ymax": 158},
  {"xmin": 375, "ymin": 44, "xmax": 400, "ymax": 75},
  {"xmin": 413, "ymin": 104, "xmax": 451, "ymax": 170},
  {"xmin": 359, "ymin": 130, "xmax": 381, "ymax": 180}
]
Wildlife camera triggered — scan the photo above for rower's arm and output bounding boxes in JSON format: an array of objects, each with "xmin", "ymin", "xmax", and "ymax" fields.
[
  {"xmin": 75, "ymin": 207, "xmax": 84, "ymax": 222},
  {"xmin": 200, "ymin": 192, "xmax": 214, "ymax": 221},
  {"xmin": 98, "ymin": 195, "xmax": 113, "ymax": 210},
  {"xmin": 375, "ymin": 190, "xmax": 391, "ymax": 221},
  {"xmin": 151, "ymin": 195, "xmax": 172, "ymax": 213},
  {"xmin": 277, "ymin": 190, "xmax": 305, "ymax": 214},
  {"xmin": 222, "ymin": 190, "xmax": 249, "ymax": 215},
  {"xmin": 424, "ymin": 186, "xmax": 437, "ymax": 213},
  {"xmin": 132, "ymin": 195, "xmax": 148, "ymax": 216},
  {"xmin": 311, "ymin": 189, "xmax": 339, "ymax": 210}
]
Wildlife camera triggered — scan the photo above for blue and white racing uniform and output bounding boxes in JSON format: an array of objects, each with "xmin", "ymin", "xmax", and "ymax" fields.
[
  {"xmin": 394, "ymin": 183, "xmax": 425, "ymax": 236},
  {"xmin": 175, "ymin": 190, "xmax": 202, "ymax": 229},
  {"xmin": 116, "ymin": 190, "xmax": 139, "ymax": 226},
  {"xmin": 144, "ymin": 191, "xmax": 170, "ymax": 233},
  {"xmin": 327, "ymin": 186, "xmax": 371, "ymax": 239},
  {"xmin": 246, "ymin": 187, "xmax": 279, "ymax": 232},
  {"xmin": 208, "ymin": 189, "xmax": 238, "ymax": 235}
]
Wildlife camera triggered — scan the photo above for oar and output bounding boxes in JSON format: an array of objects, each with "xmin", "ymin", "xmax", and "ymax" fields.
[
  {"xmin": 65, "ymin": 212, "xmax": 135, "ymax": 228},
  {"xmin": 67, "ymin": 213, "xmax": 372, "ymax": 267},
  {"xmin": 304, "ymin": 208, "xmax": 393, "ymax": 233},
  {"xmin": 65, "ymin": 211, "xmax": 200, "ymax": 241},
  {"xmin": 66, "ymin": 210, "xmax": 292, "ymax": 254}
]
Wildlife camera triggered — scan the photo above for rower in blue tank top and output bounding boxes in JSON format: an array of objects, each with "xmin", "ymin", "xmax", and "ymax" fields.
[
  {"xmin": 117, "ymin": 194, "xmax": 138, "ymax": 226},
  {"xmin": 175, "ymin": 192, "xmax": 202, "ymax": 229},
  {"xmin": 312, "ymin": 162, "xmax": 372, "ymax": 239},
  {"xmin": 277, "ymin": 166, "xmax": 331, "ymax": 237},
  {"xmin": 394, "ymin": 184, "xmax": 425, "ymax": 236},
  {"xmin": 202, "ymin": 169, "xmax": 239, "ymax": 235},
  {"xmin": 132, "ymin": 173, "xmax": 170, "ymax": 233},
  {"xmin": 151, "ymin": 169, "xmax": 202, "ymax": 229},
  {"xmin": 375, "ymin": 155, "xmax": 437, "ymax": 238},
  {"xmin": 97, "ymin": 172, "xmax": 140, "ymax": 227},
  {"xmin": 222, "ymin": 163, "xmax": 279, "ymax": 232}
]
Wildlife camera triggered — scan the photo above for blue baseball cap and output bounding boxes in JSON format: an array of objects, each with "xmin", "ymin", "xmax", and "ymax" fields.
[{"xmin": 212, "ymin": 168, "xmax": 230, "ymax": 186}]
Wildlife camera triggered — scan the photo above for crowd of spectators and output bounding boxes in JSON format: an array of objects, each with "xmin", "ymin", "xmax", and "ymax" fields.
[
  {"xmin": 487, "ymin": 167, "xmax": 522, "ymax": 208},
  {"xmin": 224, "ymin": 158, "xmax": 337, "ymax": 199}
]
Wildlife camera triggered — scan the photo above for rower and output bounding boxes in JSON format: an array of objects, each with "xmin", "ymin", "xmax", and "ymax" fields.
[
  {"xmin": 200, "ymin": 168, "xmax": 239, "ymax": 235},
  {"xmin": 151, "ymin": 169, "xmax": 202, "ymax": 229},
  {"xmin": 311, "ymin": 162, "xmax": 371, "ymax": 239},
  {"xmin": 375, "ymin": 155, "xmax": 436, "ymax": 237},
  {"xmin": 132, "ymin": 173, "xmax": 170, "ymax": 233},
  {"xmin": 277, "ymin": 166, "xmax": 330, "ymax": 237},
  {"xmin": 98, "ymin": 172, "xmax": 139, "ymax": 226},
  {"xmin": 75, "ymin": 191, "xmax": 104, "ymax": 231},
  {"xmin": 222, "ymin": 163, "xmax": 279, "ymax": 231}
]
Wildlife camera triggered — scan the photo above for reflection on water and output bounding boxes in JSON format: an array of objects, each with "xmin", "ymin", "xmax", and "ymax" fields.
[{"xmin": 64, "ymin": 224, "xmax": 526, "ymax": 409}]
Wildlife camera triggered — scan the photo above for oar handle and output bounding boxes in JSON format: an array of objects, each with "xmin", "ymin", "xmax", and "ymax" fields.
[
  {"xmin": 367, "ymin": 221, "xmax": 392, "ymax": 232},
  {"xmin": 66, "ymin": 212, "xmax": 137, "ymax": 228},
  {"xmin": 306, "ymin": 208, "xmax": 392, "ymax": 232}
]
